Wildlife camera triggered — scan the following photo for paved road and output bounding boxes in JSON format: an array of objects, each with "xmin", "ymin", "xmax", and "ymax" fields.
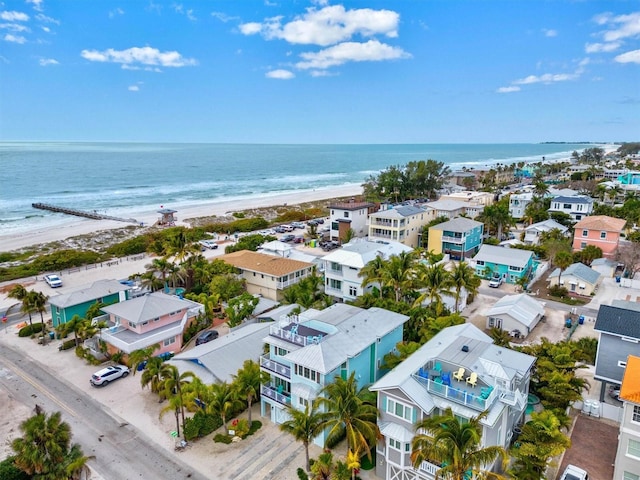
[{"xmin": 0, "ymin": 343, "xmax": 207, "ymax": 480}]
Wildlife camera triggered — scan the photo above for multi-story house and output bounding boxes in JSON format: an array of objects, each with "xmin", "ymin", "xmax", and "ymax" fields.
[
  {"xmin": 471, "ymin": 244, "xmax": 534, "ymax": 284},
  {"xmin": 219, "ymin": 250, "xmax": 315, "ymax": 301},
  {"xmin": 370, "ymin": 323, "xmax": 535, "ymax": 480},
  {"xmin": 572, "ymin": 215, "xmax": 627, "ymax": 259},
  {"xmin": 523, "ymin": 219, "xmax": 568, "ymax": 245},
  {"xmin": 328, "ymin": 200, "xmax": 377, "ymax": 242},
  {"xmin": 427, "ymin": 217, "xmax": 484, "ymax": 260},
  {"xmin": 508, "ymin": 192, "xmax": 533, "ymax": 220},
  {"xmin": 322, "ymin": 239, "xmax": 413, "ymax": 302},
  {"xmin": 437, "ymin": 191, "xmax": 493, "ymax": 218},
  {"xmin": 99, "ymin": 291, "xmax": 204, "ymax": 357},
  {"xmin": 368, "ymin": 205, "xmax": 429, "ymax": 248},
  {"xmin": 259, "ymin": 304, "xmax": 409, "ymax": 445},
  {"xmin": 49, "ymin": 279, "xmax": 132, "ymax": 327},
  {"xmin": 423, "ymin": 199, "xmax": 467, "ymax": 221},
  {"xmin": 594, "ymin": 303, "xmax": 640, "ymax": 402},
  {"xmin": 613, "ymin": 355, "xmax": 640, "ymax": 480},
  {"xmin": 548, "ymin": 195, "xmax": 594, "ymax": 221}
]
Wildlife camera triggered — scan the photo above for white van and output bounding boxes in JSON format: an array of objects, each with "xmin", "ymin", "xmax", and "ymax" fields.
[{"xmin": 199, "ymin": 240, "xmax": 219, "ymax": 250}]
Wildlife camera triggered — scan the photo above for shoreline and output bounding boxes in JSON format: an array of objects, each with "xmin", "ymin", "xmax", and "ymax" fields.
[{"xmin": 0, "ymin": 184, "xmax": 364, "ymax": 252}]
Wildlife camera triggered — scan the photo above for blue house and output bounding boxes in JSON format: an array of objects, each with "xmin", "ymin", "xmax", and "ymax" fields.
[
  {"xmin": 260, "ymin": 303, "xmax": 409, "ymax": 446},
  {"xmin": 427, "ymin": 217, "xmax": 484, "ymax": 260},
  {"xmin": 472, "ymin": 244, "xmax": 534, "ymax": 284}
]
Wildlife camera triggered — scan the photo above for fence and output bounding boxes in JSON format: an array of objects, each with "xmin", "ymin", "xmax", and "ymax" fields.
[{"xmin": 36, "ymin": 253, "xmax": 148, "ymax": 281}]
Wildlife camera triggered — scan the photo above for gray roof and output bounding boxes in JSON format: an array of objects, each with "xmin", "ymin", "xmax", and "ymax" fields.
[
  {"xmin": 371, "ymin": 323, "xmax": 535, "ymax": 424},
  {"xmin": 371, "ymin": 205, "xmax": 426, "ymax": 219},
  {"xmin": 48, "ymin": 279, "xmax": 129, "ymax": 308},
  {"xmin": 595, "ymin": 305, "xmax": 640, "ymax": 338},
  {"xmin": 591, "ymin": 258, "xmax": 617, "ymax": 267},
  {"xmin": 548, "ymin": 262, "xmax": 601, "ymax": 285},
  {"xmin": 169, "ymin": 322, "xmax": 271, "ymax": 384},
  {"xmin": 551, "ymin": 195, "xmax": 593, "ymax": 204},
  {"xmin": 101, "ymin": 292, "xmax": 201, "ymax": 324},
  {"xmin": 525, "ymin": 219, "xmax": 568, "ymax": 234},
  {"xmin": 256, "ymin": 304, "xmax": 301, "ymax": 322},
  {"xmin": 430, "ymin": 217, "xmax": 483, "ymax": 233},
  {"xmin": 322, "ymin": 239, "xmax": 412, "ymax": 269},
  {"xmin": 486, "ymin": 294, "xmax": 545, "ymax": 328},
  {"xmin": 280, "ymin": 304, "xmax": 409, "ymax": 374},
  {"xmin": 425, "ymin": 199, "xmax": 468, "ymax": 212},
  {"xmin": 473, "ymin": 244, "xmax": 533, "ymax": 268}
]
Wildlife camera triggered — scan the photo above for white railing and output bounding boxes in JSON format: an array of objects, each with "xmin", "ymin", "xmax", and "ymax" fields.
[
  {"xmin": 413, "ymin": 374, "xmax": 497, "ymax": 411},
  {"xmin": 260, "ymin": 355, "xmax": 291, "ymax": 379},
  {"xmin": 420, "ymin": 460, "xmax": 439, "ymax": 475},
  {"xmin": 500, "ymin": 388, "xmax": 526, "ymax": 409},
  {"xmin": 260, "ymin": 384, "xmax": 291, "ymax": 406},
  {"xmin": 268, "ymin": 324, "xmax": 325, "ymax": 347},
  {"xmin": 442, "ymin": 235, "xmax": 464, "ymax": 244}
]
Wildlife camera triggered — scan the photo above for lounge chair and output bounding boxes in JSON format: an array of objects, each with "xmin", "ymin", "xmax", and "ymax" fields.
[
  {"xmin": 441, "ymin": 373, "xmax": 451, "ymax": 386},
  {"xmin": 434, "ymin": 362, "xmax": 442, "ymax": 373},
  {"xmin": 453, "ymin": 367, "xmax": 465, "ymax": 381},
  {"xmin": 466, "ymin": 372, "xmax": 478, "ymax": 387}
]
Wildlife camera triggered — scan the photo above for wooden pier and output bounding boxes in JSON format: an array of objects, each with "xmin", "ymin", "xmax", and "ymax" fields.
[{"xmin": 32, "ymin": 203, "xmax": 139, "ymax": 224}]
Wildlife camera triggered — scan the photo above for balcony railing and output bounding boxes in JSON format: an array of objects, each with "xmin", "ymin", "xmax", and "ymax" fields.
[
  {"xmin": 370, "ymin": 231, "xmax": 393, "ymax": 239},
  {"xmin": 269, "ymin": 325, "xmax": 323, "ymax": 347},
  {"xmin": 442, "ymin": 235, "xmax": 464, "ymax": 244},
  {"xmin": 261, "ymin": 384, "xmax": 291, "ymax": 406},
  {"xmin": 419, "ymin": 460, "xmax": 440, "ymax": 475},
  {"xmin": 413, "ymin": 374, "xmax": 497, "ymax": 411},
  {"xmin": 260, "ymin": 355, "xmax": 291, "ymax": 379}
]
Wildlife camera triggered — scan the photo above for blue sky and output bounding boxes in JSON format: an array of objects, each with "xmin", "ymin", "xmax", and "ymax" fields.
[{"xmin": 0, "ymin": 0, "xmax": 638, "ymax": 143}]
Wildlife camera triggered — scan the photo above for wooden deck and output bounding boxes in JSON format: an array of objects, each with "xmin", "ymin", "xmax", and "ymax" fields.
[{"xmin": 32, "ymin": 203, "xmax": 138, "ymax": 224}]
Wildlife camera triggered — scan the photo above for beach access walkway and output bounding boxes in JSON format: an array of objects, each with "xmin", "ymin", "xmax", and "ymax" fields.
[{"xmin": 32, "ymin": 202, "xmax": 139, "ymax": 224}]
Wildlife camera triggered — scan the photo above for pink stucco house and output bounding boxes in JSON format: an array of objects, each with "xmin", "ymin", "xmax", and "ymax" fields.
[
  {"xmin": 99, "ymin": 292, "xmax": 204, "ymax": 357},
  {"xmin": 572, "ymin": 215, "xmax": 627, "ymax": 259}
]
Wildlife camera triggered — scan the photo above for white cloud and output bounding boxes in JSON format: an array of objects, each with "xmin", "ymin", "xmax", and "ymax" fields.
[
  {"xmin": 80, "ymin": 46, "xmax": 198, "ymax": 67},
  {"xmin": 109, "ymin": 8, "xmax": 124, "ymax": 19},
  {"xmin": 4, "ymin": 33, "xmax": 26, "ymax": 43},
  {"xmin": 615, "ymin": 49, "xmax": 640, "ymax": 64},
  {"xmin": 239, "ymin": 5, "xmax": 400, "ymax": 46},
  {"xmin": 600, "ymin": 12, "xmax": 640, "ymax": 42},
  {"xmin": 211, "ymin": 11, "xmax": 238, "ymax": 23},
  {"xmin": 513, "ymin": 72, "xmax": 579, "ymax": 85},
  {"xmin": 0, "ymin": 23, "xmax": 29, "ymax": 32},
  {"xmin": 128, "ymin": 85, "xmax": 140, "ymax": 91},
  {"xmin": 542, "ymin": 28, "xmax": 557, "ymax": 37},
  {"xmin": 173, "ymin": 4, "xmax": 197, "ymax": 21},
  {"xmin": 266, "ymin": 69, "xmax": 294, "ymax": 79},
  {"xmin": 496, "ymin": 86, "xmax": 521, "ymax": 93},
  {"xmin": 26, "ymin": 0, "xmax": 44, "ymax": 12},
  {"xmin": 42, "ymin": 26, "xmax": 50, "ymax": 33},
  {"xmin": 585, "ymin": 41, "xmax": 621, "ymax": 53},
  {"xmin": 309, "ymin": 69, "xmax": 336, "ymax": 77},
  {"xmin": 35, "ymin": 13, "xmax": 60, "ymax": 25},
  {"xmin": 0, "ymin": 11, "xmax": 29, "ymax": 22},
  {"xmin": 295, "ymin": 39, "xmax": 410, "ymax": 70},
  {"xmin": 39, "ymin": 58, "xmax": 58, "ymax": 66}
]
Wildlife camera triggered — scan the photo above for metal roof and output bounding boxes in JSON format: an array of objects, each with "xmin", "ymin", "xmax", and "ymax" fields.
[
  {"xmin": 525, "ymin": 219, "xmax": 568, "ymax": 234},
  {"xmin": 425, "ymin": 199, "xmax": 468, "ymax": 211},
  {"xmin": 486, "ymin": 294, "xmax": 546, "ymax": 329},
  {"xmin": 371, "ymin": 205, "xmax": 426, "ymax": 219},
  {"xmin": 550, "ymin": 195, "xmax": 593, "ymax": 204},
  {"xmin": 101, "ymin": 292, "xmax": 200, "ymax": 324},
  {"xmin": 548, "ymin": 262, "xmax": 601, "ymax": 286},
  {"xmin": 49, "ymin": 279, "xmax": 130, "ymax": 308},
  {"xmin": 430, "ymin": 217, "xmax": 483, "ymax": 233},
  {"xmin": 322, "ymin": 239, "xmax": 412, "ymax": 269},
  {"xmin": 473, "ymin": 244, "xmax": 533, "ymax": 268}
]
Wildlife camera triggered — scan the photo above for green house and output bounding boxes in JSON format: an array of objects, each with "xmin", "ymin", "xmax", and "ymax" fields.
[
  {"xmin": 472, "ymin": 244, "xmax": 534, "ymax": 284},
  {"xmin": 49, "ymin": 279, "xmax": 132, "ymax": 327}
]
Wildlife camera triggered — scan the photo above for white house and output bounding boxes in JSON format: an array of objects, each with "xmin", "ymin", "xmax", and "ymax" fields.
[
  {"xmin": 485, "ymin": 293, "xmax": 546, "ymax": 338},
  {"xmin": 323, "ymin": 239, "xmax": 413, "ymax": 302},
  {"xmin": 509, "ymin": 192, "xmax": 534, "ymax": 219},
  {"xmin": 523, "ymin": 219, "xmax": 568, "ymax": 245},
  {"xmin": 548, "ymin": 195, "xmax": 594, "ymax": 221},
  {"xmin": 328, "ymin": 200, "xmax": 376, "ymax": 242}
]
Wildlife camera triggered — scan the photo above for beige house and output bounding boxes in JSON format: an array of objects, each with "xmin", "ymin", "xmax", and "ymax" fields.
[
  {"xmin": 613, "ymin": 355, "xmax": 640, "ymax": 480},
  {"xmin": 548, "ymin": 262, "xmax": 601, "ymax": 297},
  {"xmin": 423, "ymin": 199, "xmax": 468, "ymax": 220},
  {"xmin": 367, "ymin": 205, "xmax": 429, "ymax": 248},
  {"xmin": 439, "ymin": 191, "xmax": 494, "ymax": 207},
  {"xmin": 219, "ymin": 250, "xmax": 315, "ymax": 301}
]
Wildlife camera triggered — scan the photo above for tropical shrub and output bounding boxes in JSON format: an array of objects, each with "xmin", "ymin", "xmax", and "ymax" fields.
[
  {"xmin": 296, "ymin": 467, "xmax": 309, "ymax": 480},
  {"xmin": 106, "ymin": 235, "xmax": 149, "ymax": 256},
  {"xmin": 231, "ymin": 418, "xmax": 250, "ymax": 438},
  {"xmin": 18, "ymin": 323, "xmax": 44, "ymax": 337},
  {"xmin": 183, "ymin": 411, "xmax": 223, "ymax": 440},
  {"xmin": 31, "ymin": 249, "xmax": 101, "ymax": 271},
  {"xmin": 213, "ymin": 433, "xmax": 233, "ymax": 444},
  {"xmin": 549, "ymin": 285, "xmax": 569, "ymax": 297},
  {"xmin": 0, "ymin": 457, "xmax": 30, "ymax": 480},
  {"xmin": 59, "ymin": 339, "xmax": 77, "ymax": 351}
]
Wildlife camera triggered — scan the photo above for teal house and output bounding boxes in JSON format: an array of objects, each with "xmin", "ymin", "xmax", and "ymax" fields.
[
  {"xmin": 427, "ymin": 217, "xmax": 484, "ymax": 260},
  {"xmin": 49, "ymin": 279, "xmax": 131, "ymax": 327},
  {"xmin": 260, "ymin": 303, "xmax": 409, "ymax": 446},
  {"xmin": 472, "ymin": 244, "xmax": 534, "ymax": 284}
]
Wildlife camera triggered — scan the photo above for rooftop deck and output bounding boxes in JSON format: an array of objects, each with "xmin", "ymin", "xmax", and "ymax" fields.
[{"xmin": 268, "ymin": 322, "xmax": 326, "ymax": 347}]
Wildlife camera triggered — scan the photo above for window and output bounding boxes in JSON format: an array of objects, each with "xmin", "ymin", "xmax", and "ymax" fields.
[
  {"xmin": 624, "ymin": 471, "xmax": 640, "ymax": 480},
  {"xmin": 141, "ymin": 321, "xmax": 149, "ymax": 326},
  {"xmin": 295, "ymin": 365, "xmax": 320, "ymax": 383},
  {"xmin": 348, "ymin": 286, "xmax": 357, "ymax": 296},
  {"xmin": 163, "ymin": 336, "xmax": 176, "ymax": 346},
  {"xmin": 619, "ymin": 360, "xmax": 628, "ymax": 368},
  {"xmin": 389, "ymin": 438, "xmax": 401, "ymax": 450},
  {"xmin": 276, "ymin": 347, "xmax": 288, "ymax": 357},
  {"xmin": 153, "ymin": 317, "xmax": 160, "ymax": 322},
  {"xmin": 600, "ymin": 231, "xmax": 607, "ymax": 239},
  {"xmin": 582, "ymin": 229, "xmax": 588, "ymax": 237},
  {"xmin": 476, "ymin": 260, "xmax": 485, "ymax": 266},
  {"xmin": 344, "ymin": 212, "xmax": 349, "ymax": 218},
  {"xmin": 563, "ymin": 203, "xmax": 571, "ymax": 209},
  {"xmin": 331, "ymin": 222, "xmax": 339, "ymax": 231},
  {"xmin": 329, "ymin": 278, "xmax": 342, "ymax": 289},
  {"xmin": 298, "ymin": 397, "xmax": 309, "ymax": 408},
  {"xmin": 633, "ymin": 405, "xmax": 640, "ymax": 424},
  {"xmin": 627, "ymin": 438, "xmax": 640, "ymax": 458},
  {"xmin": 580, "ymin": 242, "xmax": 587, "ymax": 249},
  {"xmin": 387, "ymin": 398, "xmax": 413, "ymax": 421}
]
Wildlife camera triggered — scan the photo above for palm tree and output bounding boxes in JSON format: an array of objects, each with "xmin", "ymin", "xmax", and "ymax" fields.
[
  {"xmin": 450, "ymin": 261, "xmax": 481, "ymax": 312},
  {"xmin": 8, "ymin": 284, "xmax": 36, "ymax": 329},
  {"xmin": 140, "ymin": 357, "xmax": 167, "ymax": 395},
  {"xmin": 555, "ymin": 251, "xmax": 574, "ymax": 286},
  {"xmin": 232, "ymin": 359, "xmax": 264, "ymax": 424},
  {"xmin": 139, "ymin": 271, "xmax": 164, "ymax": 292},
  {"xmin": 11, "ymin": 410, "xmax": 90, "ymax": 479},
  {"xmin": 207, "ymin": 381, "xmax": 242, "ymax": 430},
  {"xmin": 413, "ymin": 263, "xmax": 454, "ymax": 313},
  {"xmin": 317, "ymin": 372, "xmax": 380, "ymax": 461},
  {"xmin": 411, "ymin": 407, "xmax": 507, "ymax": 480},
  {"xmin": 145, "ymin": 257, "xmax": 173, "ymax": 286},
  {"xmin": 279, "ymin": 402, "xmax": 324, "ymax": 472},
  {"xmin": 359, "ymin": 255, "xmax": 388, "ymax": 298},
  {"xmin": 32, "ymin": 291, "xmax": 49, "ymax": 343},
  {"xmin": 161, "ymin": 364, "xmax": 195, "ymax": 431},
  {"xmin": 381, "ymin": 251, "xmax": 416, "ymax": 302},
  {"xmin": 56, "ymin": 314, "xmax": 85, "ymax": 347},
  {"xmin": 128, "ymin": 343, "xmax": 161, "ymax": 374}
]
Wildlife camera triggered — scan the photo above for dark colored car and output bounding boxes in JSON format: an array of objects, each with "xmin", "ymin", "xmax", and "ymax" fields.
[
  {"xmin": 195, "ymin": 330, "xmax": 219, "ymax": 345},
  {"xmin": 281, "ymin": 234, "xmax": 296, "ymax": 242}
]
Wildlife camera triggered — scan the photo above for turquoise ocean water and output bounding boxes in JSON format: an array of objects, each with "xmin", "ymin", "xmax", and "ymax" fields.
[{"xmin": 0, "ymin": 142, "xmax": 603, "ymax": 235}]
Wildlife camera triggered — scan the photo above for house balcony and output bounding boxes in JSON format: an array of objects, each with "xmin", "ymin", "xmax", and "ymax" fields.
[
  {"xmin": 268, "ymin": 323, "xmax": 326, "ymax": 347},
  {"xmin": 370, "ymin": 219, "xmax": 395, "ymax": 227},
  {"xmin": 370, "ymin": 230, "xmax": 393, "ymax": 239},
  {"xmin": 325, "ymin": 286, "xmax": 344, "ymax": 297},
  {"xmin": 419, "ymin": 460, "xmax": 440, "ymax": 476},
  {"xmin": 261, "ymin": 384, "xmax": 291, "ymax": 406},
  {"xmin": 442, "ymin": 235, "xmax": 464, "ymax": 244},
  {"xmin": 260, "ymin": 355, "xmax": 291, "ymax": 379}
]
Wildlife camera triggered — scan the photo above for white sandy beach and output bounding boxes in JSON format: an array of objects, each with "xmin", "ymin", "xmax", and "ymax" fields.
[{"xmin": 1, "ymin": 184, "xmax": 363, "ymax": 252}]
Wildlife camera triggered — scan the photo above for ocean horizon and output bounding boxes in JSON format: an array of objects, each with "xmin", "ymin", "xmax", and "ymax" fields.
[{"xmin": 0, "ymin": 142, "xmax": 612, "ymax": 236}]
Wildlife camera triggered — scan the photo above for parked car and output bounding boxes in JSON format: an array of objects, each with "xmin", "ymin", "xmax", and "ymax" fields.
[
  {"xmin": 293, "ymin": 235, "xmax": 305, "ymax": 244},
  {"xmin": 281, "ymin": 234, "xmax": 296, "ymax": 243},
  {"xmin": 609, "ymin": 386, "xmax": 622, "ymax": 401},
  {"xmin": 559, "ymin": 465, "xmax": 588, "ymax": 480},
  {"xmin": 44, "ymin": 274, "xmax": 63, "ymax": 288},
  {"xmin": 281, "ymin": 224, "xmax": 295, "ymax": 232},
  {"xmin": 488, "ymin": 274, "xmax": 503, "ymax": 288},
  {"xmin": 199, "ymin": 240, "xmax": 219, "ymax": 249},
  {"xmin": 274, "ymin": 226, "xmax": 287, "ymax": 233},
  {"xmin": 195, "ymin": 329, "xmax": 219, "ymax": 345},
  {"xmin": 90, "ymin": 365, "xmax": 129, "ymax": 386},
  {"xmin": 291, "ymin": 222, "xmax": 306, "ymax": 229}
]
